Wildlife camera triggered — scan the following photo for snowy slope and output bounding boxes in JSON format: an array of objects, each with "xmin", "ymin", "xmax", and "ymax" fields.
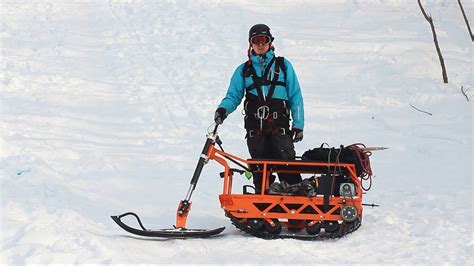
[{"xmin": 1, "ymin": 0, "xmax": 472, "ymax": 264}]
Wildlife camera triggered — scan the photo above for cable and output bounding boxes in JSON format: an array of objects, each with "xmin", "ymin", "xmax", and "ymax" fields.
[
  {"xmin": 346, "ymin": 143, "xmax": 373, "ymax": 178},
  {"xmin": 346, "ymin": 143, "xmax": 373, "ymax": 191},
  {"xmin": 361, "ymin": 175, "xmax": 372, "ymax": 191},
  {"xmin": 215, "ymin": 134, "xmax": 252, "ymax": 173},
  {"xmin": 207, "ymin": 123, "xmax": 217, "ymax": 134}
]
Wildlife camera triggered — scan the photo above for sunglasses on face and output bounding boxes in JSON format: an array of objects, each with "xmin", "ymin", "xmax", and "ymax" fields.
[{"xmin": 250, "ymin": 35, "xmax": 271, "ymax": 45}]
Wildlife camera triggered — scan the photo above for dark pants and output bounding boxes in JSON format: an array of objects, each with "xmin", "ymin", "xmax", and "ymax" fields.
[{"xmin": 247, "ymin": 133, "xmax": 302, "ymax": 193}]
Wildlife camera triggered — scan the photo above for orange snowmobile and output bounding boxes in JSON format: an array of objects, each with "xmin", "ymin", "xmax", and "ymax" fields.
[{"xmin": 112, "ymin": 124, "xmax": 379, "ymax": 239}]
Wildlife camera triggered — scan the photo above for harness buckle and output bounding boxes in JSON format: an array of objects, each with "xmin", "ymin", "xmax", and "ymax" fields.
[
  {"xmin": 256, "ymin": 105, "xmax": 270, "ymax": 120},
  {"xmin": 249, "ymin": 130, "xmax": 255, "ymax": 138},
  {"xmin": 280, "ymin": 128, "xmax": 286, "ymax": 135}
]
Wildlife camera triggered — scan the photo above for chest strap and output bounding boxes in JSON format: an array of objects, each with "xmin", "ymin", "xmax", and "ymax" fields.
[{"xmin": 243, "ymin": 57, "xmax": 285, "ymax": 106}]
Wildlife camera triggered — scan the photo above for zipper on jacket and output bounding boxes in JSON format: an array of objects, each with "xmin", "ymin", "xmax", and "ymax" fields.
[{"xmin": 259, "ymin": 55, "xmax": 266, "ymax": 101}]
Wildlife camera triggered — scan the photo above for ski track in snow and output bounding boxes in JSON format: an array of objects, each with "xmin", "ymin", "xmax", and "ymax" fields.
[{"xmin": 1, "ymin": 0, "xmax": 472, "ymax": 264}]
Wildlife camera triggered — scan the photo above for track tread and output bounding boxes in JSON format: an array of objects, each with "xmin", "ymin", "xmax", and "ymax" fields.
[{"xmin": 227, "ymin": 213, "xmax": 361, "ymax": 240}]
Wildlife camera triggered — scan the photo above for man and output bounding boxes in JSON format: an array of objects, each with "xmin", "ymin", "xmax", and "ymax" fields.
[{"xmin": 214, "ymin": 24, "xmax": 304, "ymax": 193}]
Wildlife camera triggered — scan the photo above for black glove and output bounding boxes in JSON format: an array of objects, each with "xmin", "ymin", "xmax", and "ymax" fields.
[
  {"xmin": 214, "ymin": 107, "xmax": 227, "ymax": 125},
  {"xmin": 291, "ymin": 128, "xmax": 303, "ymax": 143}
]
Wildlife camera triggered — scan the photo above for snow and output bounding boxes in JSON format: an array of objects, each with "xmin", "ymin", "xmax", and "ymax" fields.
[{"xmin": 1, "ymin": 0, "xmax": 472, "ymax": 264}]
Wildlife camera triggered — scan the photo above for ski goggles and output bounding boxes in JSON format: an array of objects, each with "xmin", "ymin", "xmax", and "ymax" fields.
[{"xmin": 250, "ymin": 35, "xmax": 271, "ymax": 45}]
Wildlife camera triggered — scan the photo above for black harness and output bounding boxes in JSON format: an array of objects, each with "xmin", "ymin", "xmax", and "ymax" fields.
[
  {"xmin": 242, "ymin": 56, "xmax": 290, "ymax": 137},
  {"xmin": 243, "ymin": 56, "xmax": 286, "ymax": 105}
]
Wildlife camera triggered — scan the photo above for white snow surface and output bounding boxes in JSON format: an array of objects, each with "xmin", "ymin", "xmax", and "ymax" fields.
[{"xmin": 1, "ymin": 0, "xmax": 473, "ymax": 264}]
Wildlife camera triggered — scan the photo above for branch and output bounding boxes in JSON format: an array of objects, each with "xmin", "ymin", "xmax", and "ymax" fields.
[
  {"xmin": 458, "ymin": 0, "xmax": 474, "ymax": 42},
  {"xmin": 417, "ymin": 0, "xmax": 449, "ymax": 83},
  {"xmin": 461, "ymin": 86, "xmax": 472, "ymax": 101},
  {"xmin": 417, "ymin": 0, "xmax": 431, "ymax": 20},
  {"xmin": 409, "ymin": 102, "xmax": 433, "ymax": 116}
]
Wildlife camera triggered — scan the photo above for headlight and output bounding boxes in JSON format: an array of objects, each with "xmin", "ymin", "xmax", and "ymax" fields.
[{"xmin": 339, "ymin": 183, "xmax": 356, "ymax": 197}]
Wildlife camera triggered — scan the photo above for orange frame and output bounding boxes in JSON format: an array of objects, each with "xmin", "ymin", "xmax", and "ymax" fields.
[{"xmin": 207, "ymin": 143, "xmax": 364, "ymax": 224}]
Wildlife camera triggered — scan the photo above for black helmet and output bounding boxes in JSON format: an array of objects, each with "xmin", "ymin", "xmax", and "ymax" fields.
[{"xmin": 248, "ymin": 24, "xmax": 274, "ymax": 42}]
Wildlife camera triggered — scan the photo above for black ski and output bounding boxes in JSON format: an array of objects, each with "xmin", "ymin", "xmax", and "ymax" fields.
[{"xmin": 111, "ymin": 212, "xmax": 225, "ymax": 238}]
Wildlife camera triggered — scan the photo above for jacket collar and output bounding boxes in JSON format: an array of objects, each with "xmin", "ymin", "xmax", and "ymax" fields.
[{"xmin": 250, "ymin": 49, "xmax": 275, "ymax": 66}]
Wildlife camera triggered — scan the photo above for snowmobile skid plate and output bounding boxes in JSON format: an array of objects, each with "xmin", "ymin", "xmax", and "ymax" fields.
[
  {"xmin": 111, "ymin": 212, "xmax": 225, "ymax": 238},
  {"xmin": 227, "ymin": 212, "xmax": 361, "ymax": 240}
]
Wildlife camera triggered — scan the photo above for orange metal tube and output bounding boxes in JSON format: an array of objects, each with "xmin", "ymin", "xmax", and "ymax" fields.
[{"xmin": 209, "ymin": 141, "xmax": 364, "ymax": 223}]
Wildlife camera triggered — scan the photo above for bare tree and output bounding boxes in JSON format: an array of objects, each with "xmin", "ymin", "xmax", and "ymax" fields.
[
  {"xmin": 458, "ymin": 0, "xmax": 474, "ymax": 42},
  {"xmin": 417, "ymin": 0, "xmax": 449, "ymax": 83}
]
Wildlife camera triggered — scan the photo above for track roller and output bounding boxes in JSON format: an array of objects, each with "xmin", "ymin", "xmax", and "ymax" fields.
[
  {"xmin": 324, "ymin": 221, "xmax": 340, "ymax": 233},
  {"xmin": 305, "ymin": 220, "xmax": 322, "ymax": 235},
  {"xmin": 264, "ymin": 219, "xmax": 282, "ymax": 234},
  {"xmin": 248, "ymin": 218, "xmax": 264, "ymax": 230}
]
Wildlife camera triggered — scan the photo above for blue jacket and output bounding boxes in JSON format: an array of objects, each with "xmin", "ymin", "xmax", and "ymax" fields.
[{"xmin": 218, "ymin": 50, "xmax": 305, "ymax": 129}]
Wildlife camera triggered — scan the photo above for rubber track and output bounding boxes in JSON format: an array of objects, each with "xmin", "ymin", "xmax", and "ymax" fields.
[{"xmin": 227, "ymin": 214, "xmax": 361, "ymax": 240}]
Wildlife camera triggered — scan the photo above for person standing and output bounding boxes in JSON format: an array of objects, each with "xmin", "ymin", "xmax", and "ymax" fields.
[{"xmin": 214, "ymin": 24, "xmax": 304, "ymax": 193}]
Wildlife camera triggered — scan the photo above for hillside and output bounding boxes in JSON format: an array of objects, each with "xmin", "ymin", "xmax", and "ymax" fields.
[{"xmin": 1, "ymin": 0, "xmax": 472, "ymax": 264}]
